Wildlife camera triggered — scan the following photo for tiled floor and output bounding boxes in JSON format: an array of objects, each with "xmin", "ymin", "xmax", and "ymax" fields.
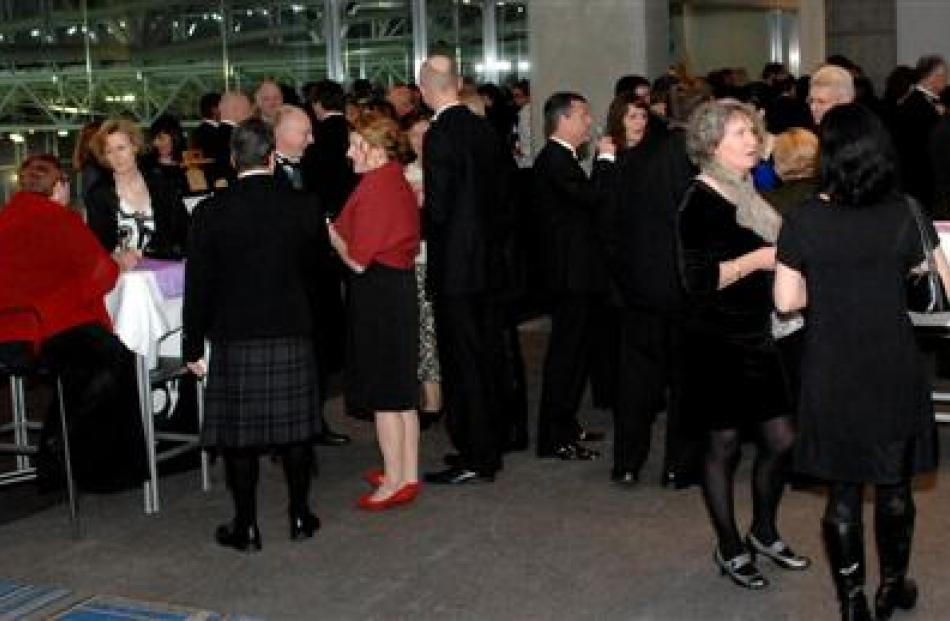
[{"xmin": 1, "ymin": 329, "xmax": 948, "ymax": 620}]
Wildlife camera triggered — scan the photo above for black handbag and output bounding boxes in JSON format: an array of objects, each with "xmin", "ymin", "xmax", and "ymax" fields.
[{"xmin": 906, "ymin": 196, "xmax": 949, "ymax": 313}]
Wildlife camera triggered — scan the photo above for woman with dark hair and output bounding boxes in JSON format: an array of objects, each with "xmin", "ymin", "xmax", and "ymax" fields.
[
  {"xmin": 775, "ymin": 103, "xmax": 949, "ymax": 620},
  {"xmin": 678, "ymin": 99, "xmax": 809, "ymax": 589},
  {"xmin": 328, "ymin": 112, "xmax": 421, "ymax": 510},
  {"xmin": 605, "ymin": 93, "xmax": 652, "ymax": 152},
  {"xmin": 144, "ymin": 114, "xmax": 189, "ymax": 201}
]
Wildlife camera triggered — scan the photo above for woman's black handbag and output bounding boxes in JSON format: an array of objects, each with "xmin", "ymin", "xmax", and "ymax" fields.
[{"xmin": 906, "ymin": 196, "xmax": 949, "ymax": 313}]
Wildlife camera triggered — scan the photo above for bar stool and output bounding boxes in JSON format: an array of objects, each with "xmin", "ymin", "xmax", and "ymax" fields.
[{"xmin": 0, "ymin": 328, "xmax": 80, "ymax": 538}]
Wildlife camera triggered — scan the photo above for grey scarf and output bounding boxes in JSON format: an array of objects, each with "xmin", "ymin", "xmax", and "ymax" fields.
[{"xmin": 701, "ymin": 160, "xmax": 782, "ymax": 243}]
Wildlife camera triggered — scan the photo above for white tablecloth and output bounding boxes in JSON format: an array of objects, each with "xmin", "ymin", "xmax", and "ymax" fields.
[{"xmin": 105, "ymin": 267, "xmax": 183, "ymax": 364}]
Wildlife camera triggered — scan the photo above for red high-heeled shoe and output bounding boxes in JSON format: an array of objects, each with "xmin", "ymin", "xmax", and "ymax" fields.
[
  {"xmin": 357, "ymin": 482, "xmax": 421, "ymax": 511},
  {"xmin": 362, "ymin": 467, "xmax": 384, "ymax": 488}
]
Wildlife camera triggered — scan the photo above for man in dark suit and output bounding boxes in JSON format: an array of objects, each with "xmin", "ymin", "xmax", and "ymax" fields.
[
  {"xmin": 419, "ymin": 54, "xmax": 506, "ymax": 484},
  {"xmin": 213, "ymin": 91, "xmax": 252, "ymax": 187},
  {"xmin": 190, "ymin": 92, "xmax": 221, "ymax": 158},
  {"xmin": 895, "ymin": 55, "xmax": 947, "ymax": 213},
  {"xmin": 273, "ymin": 105, "xmax": 351, "ymax": 447},
  {"xmin": 532, "ymin": 92, "xmax": 615, "ymax": 461},
  {"xmin": 302, "ymin": 79, "xmax": 358, "ymax": 221}
]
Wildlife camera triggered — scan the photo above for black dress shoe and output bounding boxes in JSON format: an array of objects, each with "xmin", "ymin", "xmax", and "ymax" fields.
[
  {"xmin": 576, "ymin": 428, "xmax": 605, "ymax": 442},
  {"xmin": 424, "ymin": 466, "xmax": 495, "ymax": 484},
  {"xmin": 539, "ymin": 442, "xmax": 599, "ymax": 461},
  {"xmin": 215, "ymin": 522, "xmax": 262, "ymax": 552},
  {"xmin": 660, "ymin": 469, "xmax": 699, "ymax": 490},
  {"xmin": 290, "ymin": 512, "xmax": 321, "ymax": 540},
  {"xmin": 315, "ymin": 429, "xmax": 351, "ymax": 446},
  {"xmin": 610, "ymin": 469, "xmax": 639, "ymax": 486}
]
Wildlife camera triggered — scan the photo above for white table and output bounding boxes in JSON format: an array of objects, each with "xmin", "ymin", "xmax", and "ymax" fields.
[{"xmin": 105, "ymin": 262, "xmax": 185, "ymax": 514}]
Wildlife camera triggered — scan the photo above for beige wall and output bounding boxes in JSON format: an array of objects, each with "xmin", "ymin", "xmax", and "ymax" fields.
[
  {"xmin": 671, "ymin": 8, "xmax": 773, "ymax": 77},
  {"xmin": 896, "ymin": 1, "xmax": 950, "ymax": 68}
]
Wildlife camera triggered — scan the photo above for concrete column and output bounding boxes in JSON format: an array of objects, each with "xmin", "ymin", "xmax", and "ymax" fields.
[
  {"xmin": 896, "ymin": 1, "xmax": 950, "ymax": 67},
  {"xmin": 824, "ymin": 0, "xmax": 895, "ymax": 89},
  {"xmin": 527, "ymin": 0, "xmax": 668, "ymax": 158}
]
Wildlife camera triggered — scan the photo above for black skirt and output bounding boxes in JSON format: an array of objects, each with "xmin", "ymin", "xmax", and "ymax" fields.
[
  {"xmin": 346, "ymin": 263, "xmax": 418, "ymax": 412},
  {"xmin": 202, "ymin": 336, "xmax": 320, "ymax": 448}
]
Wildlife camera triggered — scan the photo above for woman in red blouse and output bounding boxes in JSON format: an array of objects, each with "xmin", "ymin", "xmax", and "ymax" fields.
[{"xmin": 329, "ymin": 112, "xmax": 422, "ymax": 510}]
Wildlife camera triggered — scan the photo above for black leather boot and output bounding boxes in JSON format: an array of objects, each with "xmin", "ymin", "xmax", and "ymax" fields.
[
  {"xmin": 874, "ymin": 509, "xmax": 919, "ymax": 620},
  {"xmin": 822, "ymin": 520, "xmax": 873, "ymax": 621}
]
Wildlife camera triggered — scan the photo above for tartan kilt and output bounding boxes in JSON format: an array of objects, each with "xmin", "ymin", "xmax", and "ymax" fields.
[{"xmin": 201, "ymin": 336, "xmax": 321, "ymax": 448}]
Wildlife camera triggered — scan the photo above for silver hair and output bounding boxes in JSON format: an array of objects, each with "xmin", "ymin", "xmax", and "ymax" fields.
[
  {"xmin": 685, "ymin": 98, "xmax": 765, "ymax": 169},
  {"xmin": 810, "ymin": 65, "xmax": 855, "ymax": 103}
]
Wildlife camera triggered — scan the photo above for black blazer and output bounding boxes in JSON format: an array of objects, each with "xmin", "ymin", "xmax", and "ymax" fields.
[
  {"xmin": 600, "ymin": 130, "xmax": 694, "ymax": 311},
  {"xmin": 183, "ymin": 174, "xmax": 326, "ymax": 361},
  {"xmin": 423, "ymin": 104, "xmax": 506, "ymax": 297},
  {"xmin": 190, "ymin": 120, "xmax": 221, "ymax": 159},
  {"xmin": 895, "ymin": 89, "xmax": 941, "ymax": 211},
  {"xmin": 302, "ymin": 114, "xmax": 357, "ymax": 221},
  {"xmin": 85, "ymin": 168, "xmax": 189, "ymax": 256},
  {"xmin": 532, "ymin": 139, "xmax": 613, "ymax": 295}
]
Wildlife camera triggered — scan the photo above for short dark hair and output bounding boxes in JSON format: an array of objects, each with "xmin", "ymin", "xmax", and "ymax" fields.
[
  {"xmin": 18, "ymin": 154, "xmax": 64, "ymax": 196},
  {"xmin": 230, "ymin": 118, "xmax": 275, "ymax": 172},
  {"xmin": 819, "ymin": 103, "xmax": 898, "ymax": 207},
  {"xmin": 915, "ymin": 54, "xmax": 947, "ymax": 82},
  {"xmin": 543, "ymin": 91, "xmax": 586, "ymax": 137},
  {"xmin": 614, "ymin": 74, "xmax": 650, "ymax": 97},
  {"xmin": 198, "ymin": 92, "xmax": 220, "ymax": 119},
  {"xmin": 308, "ymin": 79, "xmax": 346, "ymax": 112}
]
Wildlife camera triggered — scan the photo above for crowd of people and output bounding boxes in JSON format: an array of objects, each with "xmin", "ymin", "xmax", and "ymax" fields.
[{"xmin": 2, "ymin": 50, "xmax": 950, "ymax": 621}]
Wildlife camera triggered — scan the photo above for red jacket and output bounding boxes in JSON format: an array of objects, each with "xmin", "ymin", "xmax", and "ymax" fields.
[{"xmin": 0, "ymin": 191, "xmax": 118, "ymax": 348}]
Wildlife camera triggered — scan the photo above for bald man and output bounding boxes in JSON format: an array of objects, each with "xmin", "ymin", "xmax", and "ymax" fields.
[
  {"xmin": 419, "ymin": 54, "xmax": 514, "ymax": 484},
  {"xmin": 273, "ymin": 105, "xmax": 314, "ymax": 192},
  {"xmin": 255, "ymin": 79, "xmax": 284, "ymax": 125}
]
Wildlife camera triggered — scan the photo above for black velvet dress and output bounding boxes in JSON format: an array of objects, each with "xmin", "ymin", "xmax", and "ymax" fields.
[
  {"xmin": 776, "ymin": 196, "xmax": 938, "ymax": 483},
  {"xmin": 678, "ymin": 180, "xmax": 792, "ymax": 431}
]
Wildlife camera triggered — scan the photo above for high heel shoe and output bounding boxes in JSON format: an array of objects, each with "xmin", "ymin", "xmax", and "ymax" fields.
[
  {"xmin": 289, "ymin": 511, "xmax": 321, "ymax": 540},
  {"xmin": 746, "ymin": 533, "xmax": 811, "ymax": 570},
  {"xmin": 357, "ymin": 482, "xmax": 421, "ymax": 511},
  {"xmin": 362, "ymin": 467, "xmax": 385, "ymax": 488},
  {"xmin": 714, "ymin": 547, "xmax": 768, "ymax": 589},
  {"xmin": 215, "ymin": 521, "xmax": 262, "ymax": 552}
]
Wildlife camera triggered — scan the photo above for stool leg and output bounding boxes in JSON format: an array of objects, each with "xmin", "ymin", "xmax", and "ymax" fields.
[
  {"xmin": 11, "ymin": 376, "xmax": 29, "ymax": 472},
  {"xmin": 57, "ymin": 377, "xmax": 80, "ymax": 539},
  {"xmin": 197, "ymin": 380, "xmax": 210, "ymax": 491},
  {"xmin": 136, "ymin": 355, "xmax": 159, "ymax": 513}
]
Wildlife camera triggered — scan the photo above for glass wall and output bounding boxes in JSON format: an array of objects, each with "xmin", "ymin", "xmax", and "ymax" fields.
[{"xmin": 0, "ymin": 0, "xmax": 534, "ymax": 201}]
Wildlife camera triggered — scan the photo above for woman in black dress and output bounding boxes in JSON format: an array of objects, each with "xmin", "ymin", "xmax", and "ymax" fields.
[
  {"xmin": 775, "ymin": 104, "xmax": 947, "ymax": 620},
  {"xmin": 678, "ymin": 99, "xmax": 809, "ymax": 589}
]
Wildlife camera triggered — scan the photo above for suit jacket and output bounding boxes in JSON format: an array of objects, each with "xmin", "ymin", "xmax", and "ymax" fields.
[
  {"xmin": 183, "ymin": 174, "xmax": 326, "ymax": 361},
  {"xmin": 302, "ymin": 114, "xmax": 357, "ymax": 221},
  {"xmin": 423, "ymin": 104, "xmax": 507, "ymax": 297},
  {"xmin": 930, "ymin": 116, "xmax": 950, "ymax": 219},
  {"xmin": 895, "ymin": 88, "xmax": 941, "ymax": 211},
  {"xmin": 532, "ymin": 139, "xmax": 613, "ymax": 295},
  {"xmin": 600, "ymin": 130, "xmax": 695, "ymax": 311},
  {"xmin": 190, "ymin": 120, "xmax": 221, "ymax": 159},
  {"xmin": 85, "ymin": 168, "xmax": 189, "ymax": 257}
]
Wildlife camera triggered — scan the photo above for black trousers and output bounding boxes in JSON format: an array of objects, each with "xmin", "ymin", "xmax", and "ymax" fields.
[
  {"xmin": 433, "ymin": 294, "xmax": 501, "ymax": 474},
  {"xmin": 39, "ymin": 323, "xmax": 148, "ymax": 492},
  {"xmin": 612, "ymin": 308, "xmax": 700, "ymax": 475},
  {"xmin": 492, "ymin": 302, "xmax": 529, "ymax": 448},
  {"xmin": 537, "ymin": 294, "xmax": 596, "ymax": 452}
]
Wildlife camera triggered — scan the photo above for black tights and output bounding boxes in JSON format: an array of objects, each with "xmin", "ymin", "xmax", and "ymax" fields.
[
  {"xmin": 702, "ymin": 416, "xmax": 795, "ymax": 558},
  {"xmin": 824, "ymin": 480, "xmax": 914, "ymax": 526},
  {"xmin": 223, "ymin": 442, "xmax": 314, "ymax": 527}
]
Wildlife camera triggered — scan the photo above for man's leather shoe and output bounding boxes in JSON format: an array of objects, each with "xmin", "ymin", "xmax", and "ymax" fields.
[
  {"xmin": 315, "ymin": 429, "xmax": 351, "ymax": 446},
  {"xmin": 576, "ymin": 428, "xmax": 605, "ymax": 442},
  {"xmin": 539, "ymin": 442, "xmax": 599, "ymax": 461},
  {"xmin": 610, "ymin": 469, "xmax": 638, "ymax": 486},
  {"xmin": 424, "ymin": 467, "xmax": 494, "ymax": 484},
  {"xmin": 215, "ymin": 521, "xmax": 262, "ymax": 552},
  {"xmin": 661, "ymin": 469, "xmax": 699, "ymax": 489},
  {"xmin": 290, "ymin": 512, "xmax": 321, "ymax": 540}
]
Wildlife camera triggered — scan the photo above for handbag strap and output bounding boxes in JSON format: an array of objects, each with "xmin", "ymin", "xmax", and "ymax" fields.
[{"xmin": 905, "ymin": 195, "xmax": 939, "ymax": 275}]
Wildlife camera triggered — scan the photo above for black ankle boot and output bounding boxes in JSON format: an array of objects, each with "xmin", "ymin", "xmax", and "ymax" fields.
[
  {"xmin": 822, "ymin": 520, "xmax": 873, "ymax": 621},
  {"xmin": 215, "ymin": 521, "xmax": 262, "ymax": 552},
  {"xmin": 289, "ymin": 511, "xmax": 321, "ymax": 540},
  {"xmin": 874, "ymin": 510, "xmax": 919, "ymax": 620}
]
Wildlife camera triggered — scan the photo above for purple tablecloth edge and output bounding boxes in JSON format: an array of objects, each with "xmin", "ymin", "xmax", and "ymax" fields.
[{"xmin": 134, "ymin": 259, "xmax": 185, "ymax": 299}]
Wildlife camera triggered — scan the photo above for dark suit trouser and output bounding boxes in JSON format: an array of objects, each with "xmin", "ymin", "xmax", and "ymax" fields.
[
  {"xmin": 537, "ymin": 294, "xmax": 596, "ymax": 452},
  {"xmin": 434, "ymin": 294, "xmax": 501, "ymax": 474},
  {"xmin": 612, "ymin": 308, "xmax": 699, "ymax": 475}
]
